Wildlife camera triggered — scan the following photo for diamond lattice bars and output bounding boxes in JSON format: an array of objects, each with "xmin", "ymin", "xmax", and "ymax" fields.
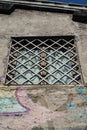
[{"xmin": 5, "ymin": 36, "xmax": 83, "ymax": 85}]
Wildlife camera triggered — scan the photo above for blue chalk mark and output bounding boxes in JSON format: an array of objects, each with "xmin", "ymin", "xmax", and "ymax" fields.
[
  {"xmin": 67, "ymin": 103, "xmax": 77, "ymax": 110},
  {"xmin": 76, "ymin": 87, "xmax": 87, "ymax": 94},
  {"xmin": 71, "ymin": 115, "xmax": 78, "ymax": 121},
  {"xmin": 76, "ymin": 87, "xmax": 87, "ymax": 103},
  {"xmin": 71, "ymin": 114, "xmax": 87, "ymax": 121},
  {"xmin": 80, "ymin": 114, "xmax": 87, "ymax": 119},
  {"xmin": 0, "ymin": 97, "xmax": 26, "ymax": 113},
  {"xmin": 68, "ymin": 127, "xmax": 86, "ymax": 130},
  {"xmin": 76, "ymin": 88, "xmax": 83, "ymax": 95}
]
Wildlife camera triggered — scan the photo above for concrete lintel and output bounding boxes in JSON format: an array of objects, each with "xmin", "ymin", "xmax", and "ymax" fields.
[{"xmin": 0, "ymin": 0, "xmax": 87, "ymax": 15}]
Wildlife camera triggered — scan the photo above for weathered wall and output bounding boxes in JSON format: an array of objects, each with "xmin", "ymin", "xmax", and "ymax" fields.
[
  {"xmin": 0, "ymin": 9, "xmax": 87, "ymax": 82},
  {"xmin": 0, "ymin": 9, "xmax": 87, "ymax": 130}
]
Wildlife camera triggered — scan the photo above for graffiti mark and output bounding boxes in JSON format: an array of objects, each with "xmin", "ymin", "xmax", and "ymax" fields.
[
  {"xmin": 68, "ymin": 126, "xmax": 87, "ymax": 130},
  {"xmin": 67, "ymin": 104, "xmax": 77, "ymax": 110},
  {"xmin": 76, "ymin": 87, "xmax": 87, "ymax": 103},
  {"xmin": 30, "ymin": 91, "xmax": 56, "ymax": 130},
  {"xmin": 69, "ymin": 87, "xmax": 87, "ymax": 121},
  {"xmin": 80, "ymin": 114, "xmax": 87, "ymax": 119},
  {"xmin": 71, "ymin": 113, "xmax": 87, "ymax": 121},
  {"xmin": 32, "ymin": 127, "xmax": 44, "ymax": 130},
  {"xmin": 0, "ymin": 76, "xmax": 5, "ymax": 83},
  {"xmin": 0, "ymin": 87, "xmax": 65, "ymax": 130},
  {"xmin": 0, "ymin": 88, "xmax": 29, "ymax": 116},
  {"xmin": 14, "ymin": 88, "xmax": 64, "ymax": 129},
  {"xmin": 71, "ymin": 115, "xmax": 78, "ymax": 121}
]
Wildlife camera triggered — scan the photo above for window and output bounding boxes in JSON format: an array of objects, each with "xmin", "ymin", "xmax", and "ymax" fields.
[{"xmin": 5, "ymin": 36, "xmax": 83, "ymax": 85}]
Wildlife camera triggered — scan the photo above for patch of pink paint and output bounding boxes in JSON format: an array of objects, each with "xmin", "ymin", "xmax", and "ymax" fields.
[
  {"xmin": 0, "ymin": 88, "xmax": 65, "ymax": 130},
  {"xmin": 0, "ymin": 76, "xmax": 5, "ymax": 83},
  {"xmin": 15, "ymin": 88, "xmax": 65, "ymax": 129}
]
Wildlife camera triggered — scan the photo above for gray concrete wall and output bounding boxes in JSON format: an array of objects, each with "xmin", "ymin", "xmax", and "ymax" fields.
[{"xmin": 0, "ymin": 9, "xmax": 87, "ymax": 84}]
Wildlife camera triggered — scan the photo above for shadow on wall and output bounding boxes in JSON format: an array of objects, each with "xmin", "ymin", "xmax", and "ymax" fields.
[
  {"xmin": 31, "ymin": 126, "xmax": 87, "ymax": 130},
  {"xmin": 68, "ymin": 126, "xmax": 87, "ymax": 130},
  {"xmin": 32, "ymin": 127, "xmax": 55, "ymax": 130},
  {"xmin": 32, "ymin": 127, "xmax": 44, "ymax": 130}
]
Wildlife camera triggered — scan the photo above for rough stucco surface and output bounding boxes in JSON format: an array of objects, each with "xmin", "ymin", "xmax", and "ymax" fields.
[{"xmin": 0, "ymin": 9, "xmax": 87, "ymax": 130}]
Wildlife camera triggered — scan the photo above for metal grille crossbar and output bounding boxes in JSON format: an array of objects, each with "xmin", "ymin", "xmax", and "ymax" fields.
[{"xmin": 5, "ymin": 36, "xmax": 83, "ymax": 85}]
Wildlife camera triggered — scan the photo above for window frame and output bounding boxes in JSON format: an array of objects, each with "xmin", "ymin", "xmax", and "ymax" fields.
[{"xmin": 5, "ymin": 35, "xmax": 84, "ymax": 86}]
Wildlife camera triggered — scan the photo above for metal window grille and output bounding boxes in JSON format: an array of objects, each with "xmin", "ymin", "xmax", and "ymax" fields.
[{"xmin": 5, "ymin": 36, "xmax": 83, "ymax": 85}]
